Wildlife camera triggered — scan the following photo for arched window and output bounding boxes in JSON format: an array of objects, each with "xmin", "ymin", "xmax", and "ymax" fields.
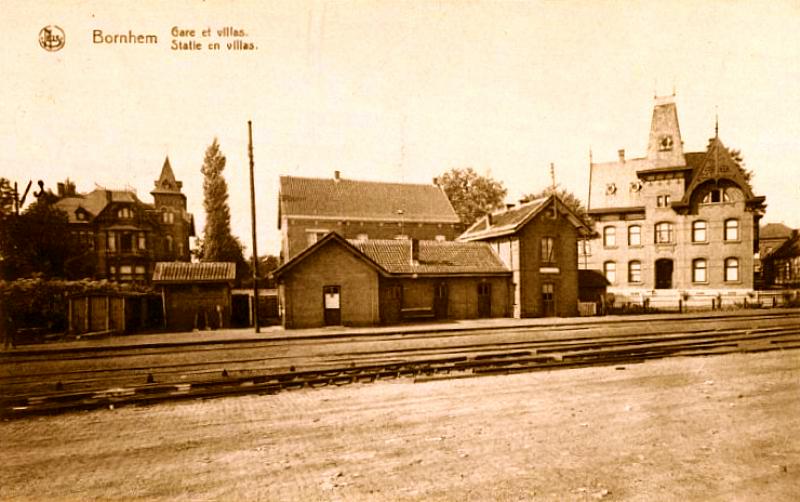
[
  {"xmin": 166, "ymin": 235, "xmax": 174, "ymax": 253},
  {"xmin": 603, "ymin": 226, "xmax": 616, "ymax": 247},
  {"xmin": 603, "ymin": 261, "xmax": 616, "ymax": 284},
  {"xmin": 655, "ymin": 222, "xmax": 673, "ymax": 244},
  {"xmin": 725, "ymin": 257, "xmax": 739, "ymax": 282},
  {"xmin": 628, "ymin": 261, "xmax": 641, "ymax": 283},
  {"xmin": 692, "ymin": 221, "xmax": 707, "ymax": 243},
  {"xmin": 692, "ymin": 258, "xmax": 707, "ymax": 282},
  {"xmin": 724, "ymin": 219, "xmax": 739, "ymax": 241},
  {"xmin": 628, "ymin": 225, "xmax": 641, "ymax": 246}
]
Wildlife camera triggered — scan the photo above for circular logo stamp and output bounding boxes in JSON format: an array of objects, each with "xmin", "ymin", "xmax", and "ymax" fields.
[{"xmin": 39, "ymin": 25, "xmax": 65, "ymax": 52}]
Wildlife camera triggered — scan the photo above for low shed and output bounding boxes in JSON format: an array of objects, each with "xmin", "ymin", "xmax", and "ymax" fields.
[
  {"xmin": 152, "ymin": 262, "xmax": 236, "ymax": 332},
  {"xmin": 272, "ymin": 232, "xmax": 511, "ymax": 329}
]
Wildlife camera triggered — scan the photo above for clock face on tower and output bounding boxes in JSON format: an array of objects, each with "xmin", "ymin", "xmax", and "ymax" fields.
[{"xmin": 659, "ymin": 135, "xmax": 674, "ymax": 151}]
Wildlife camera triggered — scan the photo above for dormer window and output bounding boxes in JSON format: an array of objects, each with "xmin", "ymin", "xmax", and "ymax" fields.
[
  {"xmin": 117, "ymin": 207, "xmax": 133, "ymax": 219},
  {"xmin": 659, "ymin": 135, "xmax": 673, "ymax": 151},
  {"xmin": 702, "ymin": 188, "xmax": 731, "ymax": 204},
  {"xmin": 75, "ymin": 210, "xmax": 85, "ymax": 221}
]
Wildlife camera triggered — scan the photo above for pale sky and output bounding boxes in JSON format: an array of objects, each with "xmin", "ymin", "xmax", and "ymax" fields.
[{"xmin": 2, "ymin": 0, "xmax": 799, "ymax": 255}]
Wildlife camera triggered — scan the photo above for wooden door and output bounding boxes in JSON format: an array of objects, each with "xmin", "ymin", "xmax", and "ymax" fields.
[
  {"xmin": 542, "ymin": 283, "xmax": 555, "ymax": 317},
  {"xmin": 433, "ymin": 282, "xmax": 448, "ymax": 319},
  {"xmin": 380, "ymin": 283, "xmax": 403, "ymax": 324},
  {"xmin": 477, "ymin": 282, "xmax": 492, "ymax": 318}
]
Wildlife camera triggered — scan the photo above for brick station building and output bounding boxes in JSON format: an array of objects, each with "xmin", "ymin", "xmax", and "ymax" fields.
[
  {"xmin": 278, "ymin": 172, "xmax": 462, "ymax": 262},
  {"xmin": 458, "ymin": 194, "xmax": 595, "ymax": 318}
]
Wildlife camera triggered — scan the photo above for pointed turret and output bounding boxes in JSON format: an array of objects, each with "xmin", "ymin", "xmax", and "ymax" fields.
[
  {"xmin": 646, "ymin": 95, "xmax": 686, "ymax": 169},
  {"xmin": 152, "ymin": 156, "xmax": 183, "ymax": 194}
]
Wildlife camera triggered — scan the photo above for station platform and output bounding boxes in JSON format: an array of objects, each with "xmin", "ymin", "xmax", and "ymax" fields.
[{"xmin": 7, "ymin": 307, "xmax": 800, "ymax": 355}]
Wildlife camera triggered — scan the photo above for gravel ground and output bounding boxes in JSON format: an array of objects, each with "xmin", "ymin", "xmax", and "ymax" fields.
[{"xmin": 2, "ymin": 350, "xmax": 799, "ymax": 501}]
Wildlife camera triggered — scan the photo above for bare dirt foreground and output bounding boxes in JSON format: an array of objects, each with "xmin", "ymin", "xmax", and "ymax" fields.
[{"xmin": 2, "ymin": 351, "xmax": 799, "ymax": 502}]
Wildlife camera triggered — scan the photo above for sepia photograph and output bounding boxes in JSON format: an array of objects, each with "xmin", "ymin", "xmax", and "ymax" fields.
[{"xmin": 1, "ymin": 1, "xmax": 799, "ymax": 500}]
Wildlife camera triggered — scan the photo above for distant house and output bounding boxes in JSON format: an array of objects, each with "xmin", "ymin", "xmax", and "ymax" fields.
[
  {"xmin": 757, "ymin": 223, "xmax": 794, "ymax": 287},
  {"xmin": 458, "ymin": 194, "xmax": 595, "ymax": 318},
  {"xmin": 272, "ymin": 232, "xmax": 511, "ymax": 329},
  {"xmin": 277, "ymin": 172, "xmax": 462, "ymax": 261},
  {"xmin": 152, "ymin": 262, "xmax": 236, "ymax": 332},
  {"xmin": 763, "ymin": 230, "xmax": 800, "ymax": 288},
  {"xmin": 54, "ymin": 158, "xmax": 194, "ymax": 283}
]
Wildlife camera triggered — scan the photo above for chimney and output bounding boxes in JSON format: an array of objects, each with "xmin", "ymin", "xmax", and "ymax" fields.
[
  {"xmin": 486, "ymin": 213, "xmax": 493, "ymax": 225},
  {"xmin": 106, "ymin": 190, "xmax": 113, "ymax": 203},
  {"xmin": 432, "ymin": 177, "xmax": 439, "ymax": 187},
  {"xmin": 334, "ymin": 170, "xmax": 341, "ymax": 182},
  {"xmin": 410, "ymin": 238, "xmax": 420, "ymax": 265},
  {"xmin": 57, "ymin": 182, "xmax": 65, "ymax": 197},
  {"xmin": 618, "ymin": 149, "xmax": 625, "ymax": 162}
]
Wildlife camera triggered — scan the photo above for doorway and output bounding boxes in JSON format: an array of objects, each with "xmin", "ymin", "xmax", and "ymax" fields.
[
  {"xmin": 433, "ymin": 282, "xmax": 448, "ymax": 319},
  {"xmin": 477, "ymin": 282, "xmax": 492, "ymax": 318},
  {"xmin": 542, "ymin": 282, "xmax": 555, "ymax": 317},
  {"xmin": 655, "ymin": 259, "xmax": 673, "ymax": 289},
  {"xmin": 323, "ymin": 285, "xmax": 341, "ymax": 325}
]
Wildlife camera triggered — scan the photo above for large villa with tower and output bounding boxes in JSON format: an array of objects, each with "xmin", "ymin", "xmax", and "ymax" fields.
[{"xmin": 582, "ymin": 96, "xmax": 766, "ymax": 305}]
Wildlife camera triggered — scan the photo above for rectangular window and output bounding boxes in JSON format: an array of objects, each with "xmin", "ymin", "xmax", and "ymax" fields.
[
  {"xmin": 628, "ymin": 261, "xmax": 641, "ymax": 283},
  {"xmin": 628, "ymin": 226, "xmax": 641, "ymax": 246},
  {"xmin": 655, "ymin": 222, "xmax": 673, "ymax": 244},
  {"xmin": 107, "ymin": 232, "xmax": 116, "ymax": 252},
  {"xmin": 725, "ymin": 219, "xmax": 739, "ymax": 241},
  {"xmin": 137, "ymin": 233, "xmax": 146, "ymax": 250},
  {"xmin": 693, "ymin": 259, "xmax": 707, "ymax": 282},
  {"xmin": 578, "ymin": 240, "xmax": 591, "ymax": 257},
  {"xmin": 725, "ymin": 258, "xmax": 739, "ymax": 281},
  {"xmin": 541, "ymin": 237, "xmax": 555, "ymax": 264},
  {"xmin": 120, "ymin": 233, "xmax": 133, "ymax": 252},
  {"xmin": 604, "ymin": 261, "xmax": 616, "ymax": 284},
  {"xmin": 692, "ymin": 221, "xmax": 707, "ymax": 243},
  {"xmin": 306, "ymin": 230, "xmax": 328, "ymax": 246},
  {"xmin": 603, "ymin": 226, "xmax": 616, "ymax": 247}
]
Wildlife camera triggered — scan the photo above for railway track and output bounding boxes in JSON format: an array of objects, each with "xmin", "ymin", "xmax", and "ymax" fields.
[{"xmin": 2, "ymin": 312, "xmax": 799, "ymax": 418}]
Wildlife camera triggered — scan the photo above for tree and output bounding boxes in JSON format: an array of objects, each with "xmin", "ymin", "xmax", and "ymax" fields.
[
  {"xmin": 0, "ymin": 197, "xmax": 92, "ymax": 280},
  {"xmin": 0, "ymin": 178, "xmax": 15, "ymax": 216},
  {"xmin": 199, "ymin": 139, "xmax": 248, "ymax": 278},
  {"xmin": 727, "ymin": 148, "xmax": 754, "ymax": 184},
  {"xmin": 522, "ymin": 185, "xmax": 592, "ymax": 227},
  {"xmin": 438, "ymin": 168, "xmax": 507, "ymax": 227}
]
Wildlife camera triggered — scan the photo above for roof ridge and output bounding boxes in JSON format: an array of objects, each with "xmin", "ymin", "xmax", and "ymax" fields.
[{"xmin": 281, "ymin": 174, "xmax": 438, "ymax": 188}]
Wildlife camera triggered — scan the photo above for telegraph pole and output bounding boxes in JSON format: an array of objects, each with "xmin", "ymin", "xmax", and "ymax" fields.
[{"xmin": 248, "ymin": 120, "xmax": 260, "ymax": 333}]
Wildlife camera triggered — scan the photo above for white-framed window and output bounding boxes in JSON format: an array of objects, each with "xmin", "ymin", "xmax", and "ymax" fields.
[
  {"xmin": 657, "ymin": 195, "xmax": 671, "ymax": 207},
  {"xmin": 725, "ymin": 257, "xmax": 739, "ymax": 282},
  {"xmin": 603, "ymin": 261, "xmax": 616, "ymax": 284},
  {"xmin": 692, "ymin": 258, "xmax": 707, "ymax": 282},
  {"xmin": 692, "ymin": 221, "xmax": 707, "ymax": 243},
  {"xmin": 725, "ymin": 219, "xmax": 739, "ymax": 241},
  {"xmin": 137, "ymin": 232, "xmax": 146, "ymax": 250},
  {"xmin": 162, "ymin": 210, "xmax": 174, "ymax": 224},
  {"xmin": 603, "ymin": 226, "xmax": 616, "ymax": 247},
  {"xmin": 628, "ymin": 225, "xmax": 641, "ymax": 246},
  {"xmin": 655, "ymin": 222, "xmax": 673, "ymax": 244},
  {"xmin": 628, "ymin": 261, "xmax": 641, "ymax": 283},
  {"xmin": 117, "ymin": 207, "xmax": 133, "ymax": 219},
  {"xmin": 306, "ymin": 230, "xmax": 328, "ymax": 246},
  {"xmin": 165, "ymin": 235, "xmax": 174, "ymax": 253},
  {"xmin": 120, "ymin": 265, "xmax": 133, "ymax": 281}
]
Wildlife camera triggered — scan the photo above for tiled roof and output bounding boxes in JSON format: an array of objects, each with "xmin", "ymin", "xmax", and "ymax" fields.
[
  {"xmin": 152, "ymin": 262, "xmax": 236, "ymax": 283},
  {"xmin": 54, "ymin": 189, "xmax": 142, "ymax": 223},
  {"xmin": 279, "ymin": 175, "xmax": 460, "ymax": 223},
  {"xmin": 350, "ymin": 238, "xmax": 509, "ymax": 275},
  {"xmin": 459, "ymin": 194, "xmax": 593, "ymax": 241},
  {"xmin": 769, "ymin": 233, "xmax": 800, "ymax": 260},
  {"xmin": 761, "ymin": 223, "xmax": 793, "ymax": 240}
]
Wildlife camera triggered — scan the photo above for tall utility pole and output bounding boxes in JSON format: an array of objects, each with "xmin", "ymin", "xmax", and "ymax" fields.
[{"xmin": 248, "ymin": 120, "xmax": 260, "ymax": 333}]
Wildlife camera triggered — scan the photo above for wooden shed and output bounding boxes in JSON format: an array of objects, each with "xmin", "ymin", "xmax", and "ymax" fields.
[{"xmin": 152, "ymin": 262, "xmax": 236, "ymax": 332}]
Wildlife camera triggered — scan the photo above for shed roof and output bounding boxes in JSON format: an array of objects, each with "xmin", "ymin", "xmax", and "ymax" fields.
[
  {"xmin": 350, "ymin": 239, "xmax": 509, "ymax": 275},
  {"xmin": 152, "ymin": 262, "xmax": 236, "ymax": 283},
  {"xmin": 278, "ymin": 175, "xmax": 460, "ymax": 224}
]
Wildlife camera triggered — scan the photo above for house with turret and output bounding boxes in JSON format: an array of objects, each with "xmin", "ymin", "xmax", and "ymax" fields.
[
  {"xmin": 54, "ymin": 157, "xmax": 195, "ymax": 283},
  {"xmin": 583, "ymin": 96, "xmax": 766, "ymax": 304}
]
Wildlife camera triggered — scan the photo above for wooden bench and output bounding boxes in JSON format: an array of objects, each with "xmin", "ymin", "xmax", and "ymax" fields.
[{"xmin": 401, "ymin": 307, "xmax": 435, "ymax": 320}]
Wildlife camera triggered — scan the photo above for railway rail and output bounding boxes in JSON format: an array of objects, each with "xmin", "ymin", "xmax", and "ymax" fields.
[{"xmin": 2, "ymin": 311, "xmax": 799, "ymax": 418}]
